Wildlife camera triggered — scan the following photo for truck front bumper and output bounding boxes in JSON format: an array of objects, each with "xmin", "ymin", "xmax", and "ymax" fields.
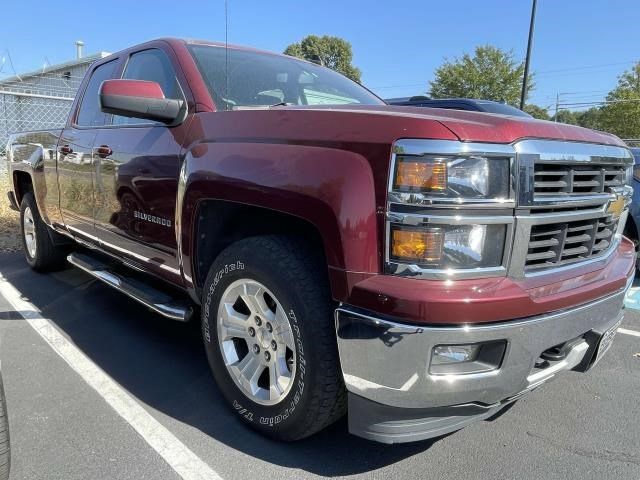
[{"xmin": 336, "ymin": 274, "xmax": 632, "ymax": 444}]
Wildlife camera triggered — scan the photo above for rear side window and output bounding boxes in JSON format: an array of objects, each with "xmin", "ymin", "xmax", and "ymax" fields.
[
  {"xmin": 76, "ymin": 60, "xmax": 118, "ymax": 126},
  {"xmin": 113, "ymin": 49, "xmax": 182, "ymax": 125}
]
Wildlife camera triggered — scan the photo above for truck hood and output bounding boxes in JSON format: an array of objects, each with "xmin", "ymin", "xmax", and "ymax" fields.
[{"xmin": 279, "ymin": 104, "xmax": 626, "ymax": 147}]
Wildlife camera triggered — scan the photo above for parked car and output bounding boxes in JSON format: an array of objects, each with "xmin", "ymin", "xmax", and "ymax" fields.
[
  {"xmin": 3, "ymin": 38, "xmax": 635, "ymax": 444},
  {"xmin": 385, "ymin": 96, "xmax": 533, "ymax": 117},
  {"xmin": 624, "ymin": 147, "xmax": 640, "ymax": 267}
]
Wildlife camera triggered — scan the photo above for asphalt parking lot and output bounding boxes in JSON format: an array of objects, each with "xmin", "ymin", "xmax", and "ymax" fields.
[{"xmin": 0, "ymin": 250, "xmax": 639, "ymax": 480}]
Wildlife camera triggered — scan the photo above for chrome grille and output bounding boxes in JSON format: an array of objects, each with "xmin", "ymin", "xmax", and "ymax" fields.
[
  {"xmin": 534, "ymin": 164, "xmax": 626, "ymax": 196},
  {"xmin": 525, "ymin": 215, "xmax": 618, "ymax": 271}
]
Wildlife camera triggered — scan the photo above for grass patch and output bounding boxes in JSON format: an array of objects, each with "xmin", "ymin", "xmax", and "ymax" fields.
[{"xmin": 0, "ymin": 172, "xmax": 21, "ymax": 252}]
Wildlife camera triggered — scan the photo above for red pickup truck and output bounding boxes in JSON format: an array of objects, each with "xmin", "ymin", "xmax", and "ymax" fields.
[{"xmin": 4, "ymin": 38, "xmax": 635, "ymax": 444}]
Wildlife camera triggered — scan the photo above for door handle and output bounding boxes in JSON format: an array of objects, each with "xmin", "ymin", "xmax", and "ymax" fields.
[
  {"xmin": 95, "ymin": 145, "xmax": 113, "ymax": 158},
  {"xmin": 59, "ymin": 145, "xmax": 73, "ymax": 155}
]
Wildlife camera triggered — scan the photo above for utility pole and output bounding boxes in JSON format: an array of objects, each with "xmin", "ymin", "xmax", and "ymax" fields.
[
  {"xmin": 520, "ymin": 0, "xmax": 538, "ymax": 110},
  {"xmin": 555, "ymin": 92, "xmax": 560, "ymax": 122}
]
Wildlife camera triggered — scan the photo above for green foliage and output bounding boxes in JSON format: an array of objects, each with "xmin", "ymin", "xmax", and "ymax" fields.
[
  {"xmin": 429, "ymin": 45, "xmax": 533, "ymax": 106},
  {"xmin": 598, "ymin": 62, "xmax": 640, "ymax": 138},
  {"xmin": 523, "ymin": 104, "xmax": 550, "ymax": 120},
  {"xmin": 575, "ymin": 107, "xmax": 603, "ymax": 131},
  {"xmin": 552, "ymin": 109, "xmax": 579, "ymax": 125},
  {"xmin": 284, "ymin": 35, "xmax": 362, "ymax": 82}
]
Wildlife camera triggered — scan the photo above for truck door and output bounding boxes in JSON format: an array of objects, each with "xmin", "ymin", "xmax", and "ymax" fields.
[
  {"xmin": 58, "ymin": 59, "xmax": 120, "ymax": 242},
  {"xmin": 92, "ymin": 48, "xmax": 189, "ymax": 283}
]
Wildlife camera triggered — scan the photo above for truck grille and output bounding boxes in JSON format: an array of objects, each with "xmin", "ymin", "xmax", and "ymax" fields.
[
  {"xmin": 525, "ymin": 215, "xmax": 618, "ymax": 270},
  {"xmin": 534, "ymin": 164, "xmax": 626, "ymax": 196}
]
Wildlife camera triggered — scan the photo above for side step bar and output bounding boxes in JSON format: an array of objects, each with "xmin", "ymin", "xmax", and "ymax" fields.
[{"xmin": 67, "ymin": 253, "xmax": 192, "ymax": 322}]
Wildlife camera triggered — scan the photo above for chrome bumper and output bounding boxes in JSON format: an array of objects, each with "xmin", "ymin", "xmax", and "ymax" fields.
[{"xmin": 336, "ymin": 276, "xmax": 631, "ymax": 443}]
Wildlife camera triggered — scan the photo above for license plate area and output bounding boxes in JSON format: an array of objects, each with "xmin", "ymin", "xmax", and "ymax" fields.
[{"xmin": 592, "ymin": 319, "xmax": 622, "ymax": 366}]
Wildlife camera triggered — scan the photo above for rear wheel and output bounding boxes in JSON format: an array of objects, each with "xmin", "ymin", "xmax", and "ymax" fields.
[
  {"xmin": 20, "ymin": 193, "xmax": 67, "ymax": 272},
  {"xmin": 201, "ymin": 235, "xmax": 346, "ymax": 441}
]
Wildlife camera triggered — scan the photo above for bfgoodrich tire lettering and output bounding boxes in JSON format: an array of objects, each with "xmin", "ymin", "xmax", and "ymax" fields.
[{"xmin": 201, "ymin": 235, "xmax": 346, "ymax": 441}]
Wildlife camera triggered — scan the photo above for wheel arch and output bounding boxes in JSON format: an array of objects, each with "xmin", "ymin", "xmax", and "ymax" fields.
[
  {"xmin": 192, "ymin": 199, "xmax": 330, "ymax": 293},
  {"xmin": 179, "ymin": 142, "xmax": 380, "ymax": 301}
]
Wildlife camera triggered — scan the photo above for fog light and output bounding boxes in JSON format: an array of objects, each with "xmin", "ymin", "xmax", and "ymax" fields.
[
  {"xmin": 432, "ymin": 344, "xmax": 479, "ymax": 365},
  {"xmin": 430, "ymin": 340, "xmax": 507, "ymax": 375}
]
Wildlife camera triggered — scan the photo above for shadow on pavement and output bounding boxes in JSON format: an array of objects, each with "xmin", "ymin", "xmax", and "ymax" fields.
[{"xmin": 0, "ymin": 252, "xmax": 438, "ymax": 476}]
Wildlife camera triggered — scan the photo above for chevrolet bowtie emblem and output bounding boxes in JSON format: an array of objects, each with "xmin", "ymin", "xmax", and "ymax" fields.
[{"xmin": 606, "ymin": 195, "xmax": 625, "ymax": 220}]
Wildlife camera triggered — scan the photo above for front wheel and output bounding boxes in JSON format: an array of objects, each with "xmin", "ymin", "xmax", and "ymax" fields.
[
  {"xmin": 201, "ymin": 235, "xmax": 346, "ymax": 441},
  {"xmin": 20, "ymin": 193, "xmax": 67, "ymax": 272}
]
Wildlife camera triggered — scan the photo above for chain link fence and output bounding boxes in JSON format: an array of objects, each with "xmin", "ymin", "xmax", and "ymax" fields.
[
  {"xmin": 0, "ymin": 71, "xmax": 84, "ymax": 162},
  {"xmin": 1, "ymin": 92, "xmax": 74, "ymax": 154}
]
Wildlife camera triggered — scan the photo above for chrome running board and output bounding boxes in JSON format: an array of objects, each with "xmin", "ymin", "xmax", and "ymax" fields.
[{"xmin": 67, "ymin": 252, "xmax": 192, "ymax": 322}]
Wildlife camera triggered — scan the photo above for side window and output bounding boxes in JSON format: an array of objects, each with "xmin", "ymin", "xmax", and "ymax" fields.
[
  {"xmin": 76, "ymin": 60, "xmax": 118, "ymax": 126},
  {"xmin": 113, "ymin": 49, "xmax": 182, "ymax": 125}
]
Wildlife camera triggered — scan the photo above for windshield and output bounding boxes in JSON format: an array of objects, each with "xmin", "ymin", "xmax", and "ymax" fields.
[{"xmin": 188, "ymin": 44, "xmax": 383, "ymax": 110}]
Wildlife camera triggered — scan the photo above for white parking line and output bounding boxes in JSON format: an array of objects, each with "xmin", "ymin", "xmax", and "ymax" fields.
[
  {"xmin": 619, "ymin": 327, "xmax": 640, "ymax": 338},
  {"xmin": 0, "ymin": 275, "xmax": 223, "ymax": 480}
]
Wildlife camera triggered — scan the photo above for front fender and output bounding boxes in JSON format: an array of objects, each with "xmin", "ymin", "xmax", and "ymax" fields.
[
  {"xmin": 7, "ymin": 130, "xmax": 61, "ymax": 226},
  {"xmin": 179, "ymin": 141, "xmax": 379, "ymax": 287}
]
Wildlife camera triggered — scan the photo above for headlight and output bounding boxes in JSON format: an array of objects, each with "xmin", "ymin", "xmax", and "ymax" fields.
[
  {"xmin": 392, "ymin": 155, "xmax": 510, "ymax": 201},
  {"xmin": 390, "ymin": 224, "xmax": 506, "ymax": 269}
]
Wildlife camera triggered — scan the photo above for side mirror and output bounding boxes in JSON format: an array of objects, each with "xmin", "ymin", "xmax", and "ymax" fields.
[{"xmin": 99, "ymin": 79, "xmax": 183, "ymax": 123}]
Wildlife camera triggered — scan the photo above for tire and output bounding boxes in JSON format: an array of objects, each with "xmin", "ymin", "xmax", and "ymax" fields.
[
  {"xmin": 201, "ymin": 235, "xmax": 346, "ymax": 441},
  {"xmin": 0, "ymin": 373, "xmax": 10, "ymax": 480},
  {"xmin": 20, "ymin": 192, "xmax": 67, "ymax": 272}
]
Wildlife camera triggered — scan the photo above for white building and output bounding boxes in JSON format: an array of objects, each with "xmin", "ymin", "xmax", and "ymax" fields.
[{"xmin": 0, "ymin": 44, "xmax": 110, "ymax": 155}]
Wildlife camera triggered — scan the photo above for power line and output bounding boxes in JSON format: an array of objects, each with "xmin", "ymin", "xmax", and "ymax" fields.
[
  {"xmin": 535, "ymin": 60, "xmax": 636, "ymax": 75},
  {"xmin": 558, "ymin": 98, "xmax": 640, "ymax": 107},
  {"xmin": 369, "ymin": 61, "xmax": 638, "ymax": 91}
]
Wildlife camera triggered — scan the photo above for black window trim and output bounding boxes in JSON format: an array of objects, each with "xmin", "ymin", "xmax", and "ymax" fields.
[
  {"xmin": 109, "ymin": 47, "xmax": 188, "ymax": 129},
  {"xmin": 72, "ymin": 48, "xmax": 188, "ymax": 131},
  {"xmin": 72, "ymin": 57, "xmax": 121, "ymax": 129}
]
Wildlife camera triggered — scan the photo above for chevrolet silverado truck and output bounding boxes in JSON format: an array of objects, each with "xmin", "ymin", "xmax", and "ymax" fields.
[{"xmin": 3, "ymin": 38, "xmax": 635, "ymax": 444}]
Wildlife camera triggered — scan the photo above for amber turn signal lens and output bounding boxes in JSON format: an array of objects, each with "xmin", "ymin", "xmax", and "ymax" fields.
[
  {"xmin": 395, "ymin": 161, "xmax": 447, "ymax": 191},
  {"xmin": 391, "ymin": 229, "xmax": 443, "ymax": 262}
]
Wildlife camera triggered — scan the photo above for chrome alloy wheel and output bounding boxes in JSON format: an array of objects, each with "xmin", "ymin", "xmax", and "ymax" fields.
[
  {"xmin": 217, "ymin": 279, "xmax": 297, "ymax": 406},
  {"xmin": 23, "ymin": 206, "xmax": 36, "ymax": 258}
]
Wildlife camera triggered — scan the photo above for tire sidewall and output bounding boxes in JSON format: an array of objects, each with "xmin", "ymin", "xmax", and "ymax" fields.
[
  {"xmin": 201, "ymin": 248, "xmax": 314, "ymax": 436},
  {"xmin": 19, "ymin": 194, "xmax": 38, "ymax": 267}
]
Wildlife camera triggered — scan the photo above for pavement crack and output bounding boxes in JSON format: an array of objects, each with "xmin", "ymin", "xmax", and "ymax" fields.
[{"xmin": 526, "ymin": 431, "xmax": 640, "ymax": 465}]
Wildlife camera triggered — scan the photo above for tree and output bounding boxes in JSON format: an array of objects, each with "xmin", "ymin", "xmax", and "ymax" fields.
[
  {"xmin": 552, "ymin": 109, "xmax": 579, "ymax": 125},
  {"xmin": 523, "ymin": 104, "xmax": 550, "ymax": 120},
  {"xmin": 429, "ymin": 45, "xmax": 534, "ymax": 106},
  {"xmin": 284, "ymin": 35, "xmax": 362, "ymax": 82},
  {"xmin": 598, "ymin": 62, "xmax": 640, "ymax": 138},
  {"xmin": 576, "ymin": 107, "xmax": 603, "ymax": 131}
]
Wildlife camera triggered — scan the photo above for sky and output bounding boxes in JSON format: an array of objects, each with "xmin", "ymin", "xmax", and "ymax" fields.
[{"xmin": 1, "ymin": 0, "xmax": 639, "ymax": 113}]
